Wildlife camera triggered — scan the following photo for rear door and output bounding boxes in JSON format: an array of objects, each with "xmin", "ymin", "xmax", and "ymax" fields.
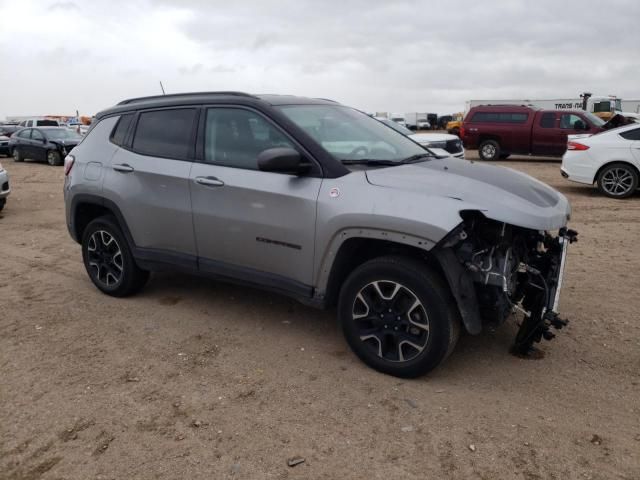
[
  {"xmin": 189, "ymin": 106, "xmax": 322, "ymax": 292},
  {"xmin": 621, "ymin": 127, "xmax": 640, "ymax": 164},
  {"xmin": 102, "ymin": 108, "xmax": 198, "ymax": 265}
]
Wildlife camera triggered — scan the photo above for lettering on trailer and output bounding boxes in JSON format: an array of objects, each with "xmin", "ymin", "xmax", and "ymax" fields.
[{"xmin": 554, "ymin": 103, "xmax": 583, "ymax": 109}]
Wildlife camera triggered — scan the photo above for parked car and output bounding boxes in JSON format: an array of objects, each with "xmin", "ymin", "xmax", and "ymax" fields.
[
  {"xmin": 0, "ymin": 124, "xmax": 20, "ymax": 137},
  {"xmin": 462, "ymin": 105, "xmax": 607, "ymax": 160},
  {"xmin": 0, "ymin": 135, "xmax": 10, "ymax": 156},
  {"xmin": 0, "ymin": 161, "xmax": 10, "ymax": 211},
  {"xmin": 16, "ymin": 118, "xmax": 60, "ymax": 128},
  {"xmin": 561, "ymin": 123, "xmax": 640, "ymax": 198},
  {"xmin": 9, "ymin": 127, "xmax": 82, "ymax": 166},
  {"xmin": 376, "ymin": 118, "xmax": 464, "ymax": 158},
  {"xmin": 63, "ymin": 92, "xmax": 576, "ymax": 377}
]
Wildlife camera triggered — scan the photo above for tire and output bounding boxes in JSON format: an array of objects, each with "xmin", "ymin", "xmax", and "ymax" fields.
[
  {"xmin": 597, "ymin": 163, "xmax": 639, "ymax": 199},
  {"xmin": 47, "ymin": 150, "xmax": 62, "ymax": 166},
  {"xmin": 12, "ymin": 148, "xmax": 23, "ymax": 162},
  {"xmin": 450, "ymin": 127, "xmax": 460, "ymax": 137},
  {"xmin": 338, "ymin": 255, "xmax": 460, "ymax": 378},
  {"xmin": 81, "ymin": 215, "xmax": 149, "ymax": 297},
  {"xmin": 0, "ymin": 198, "xmax": 5, "ymax": 211},
  {"xmin": 478, "ymin": 140, "xmax": 500, "ymax": 161}
]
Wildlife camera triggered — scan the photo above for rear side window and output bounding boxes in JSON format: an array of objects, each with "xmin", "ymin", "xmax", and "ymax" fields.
[
  {"xmin": 619, "ymin": 128, "xmax": 640, "ymax": 140},
  {"xmin": 132, "ymin": 108, "xmax": 197, "ymax": 160},
  {"xmin": 110, "ymin": 113, "xmax": 134, "ymax": 146},
  {"xmin": 540, "ymin": 113, "xmax": 556, "ymax": 128},
  {"xmin": 470, "ymin": 112, "xmax": 528, "ymax": 123}
]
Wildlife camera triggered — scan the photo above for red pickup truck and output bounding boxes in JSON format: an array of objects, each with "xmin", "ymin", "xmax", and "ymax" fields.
[{"xmin": 461, "ymin": 105, "xmax": 607, "ymax": 160}]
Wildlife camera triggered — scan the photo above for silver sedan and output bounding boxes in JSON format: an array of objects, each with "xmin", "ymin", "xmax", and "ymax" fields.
[{"xmin": 0, "ymin": 161, "xmax": 10, "ymax": 211}]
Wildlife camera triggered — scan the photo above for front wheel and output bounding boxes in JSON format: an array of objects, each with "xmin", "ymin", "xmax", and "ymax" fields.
[
  {"xmin": 81, "ymin": 216, "xmax": 149, "ymax": 297},
  {"xmin": 47, "ymin": 150, "xmax": 62, "ymax": 166},
  {"xmin": 597, "ymin": 163, "xmax": 638, "ymax": 199},
  {"xmin": 338, "ymin": 255, "xmax": 460, "ymax": 378},
  {"xmin": 478, "ymin": 140, "xmax": 500, "ymax": 161}
]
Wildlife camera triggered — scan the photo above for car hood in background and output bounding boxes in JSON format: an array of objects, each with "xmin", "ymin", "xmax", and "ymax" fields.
[
  {"xmin": 410, "ymin": 133, "xmax": 458, "ymax": 143},
  {"xmin": 365, "ymin": 157, "xmax": 570, "ymax": 231}
]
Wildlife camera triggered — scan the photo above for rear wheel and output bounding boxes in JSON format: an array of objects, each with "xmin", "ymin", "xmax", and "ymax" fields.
[
  {"xmin": 597, "ymin": 163, "xmax": 638, "ymax": 198},
  {"xmin": 81, "ymin": 215, "xmax": 149, "ymax": 297},
  {"xmin": 12, "ymin": 148, "xmax": 23, "ymax": 162},
  {"xmin": 338, "ymin": 255, "xmax": 460, "ymax": 378},
  {"xmin": 478, "ymin": 140, "xmax": 500, "ymax": 161},
  {"xmin": 47, "ymin": 150, "xmax": 62, "ymax": 166},
  {"xmin": 0, "ymin": 198, "xmax": 5, "ymax": 211}
]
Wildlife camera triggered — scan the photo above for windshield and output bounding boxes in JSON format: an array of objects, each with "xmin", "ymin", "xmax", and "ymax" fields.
[
  {"xmin": 277, "ymin": 105, "xmax": 426, "ymax": 163},
  {"xmin": 42, "ymin": 128, "xmax": 82, "ymax": 140},
  {"xmin": 583, "ymin": 112, "xmax": 605, "ymax": 127}
]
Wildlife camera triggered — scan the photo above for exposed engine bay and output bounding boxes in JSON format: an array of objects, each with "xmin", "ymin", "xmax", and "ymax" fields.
[{"xmin": 439, "ymin": 211, "xmax": 578, "ymax": 354}]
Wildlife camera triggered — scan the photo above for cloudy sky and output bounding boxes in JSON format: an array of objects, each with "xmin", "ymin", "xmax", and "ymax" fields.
[{"xmin": 1, "ymin": 0, "xmax": 639, "ymax": 119}]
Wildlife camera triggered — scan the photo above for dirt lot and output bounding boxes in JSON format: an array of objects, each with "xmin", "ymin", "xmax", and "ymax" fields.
[{"xmin": 1, "ymin": 153, "xmax": 639, "ymax": 480}]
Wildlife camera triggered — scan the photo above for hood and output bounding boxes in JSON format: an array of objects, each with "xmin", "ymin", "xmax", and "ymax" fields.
[
  {"xmin": 410, "ymin": 132, "xmax": 457, "ymax": 143},
  {"xmin": 365, "ymin": 157, "xmax": 571, "ymax": 231}
]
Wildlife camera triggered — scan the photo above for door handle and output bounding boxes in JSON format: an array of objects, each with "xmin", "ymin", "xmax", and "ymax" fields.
[
  {"xmin": 195, "ymin": 176, "xmax": 225, "ymax": 187},
  {"xmin": 113, "ymin": 163, "xmax": 134, "ymax": 173}
]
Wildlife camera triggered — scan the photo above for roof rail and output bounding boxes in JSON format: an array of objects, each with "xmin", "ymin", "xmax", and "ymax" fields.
[{"xmin": 117, "ymin": 91, "xmax": 257, "ymax": 105}]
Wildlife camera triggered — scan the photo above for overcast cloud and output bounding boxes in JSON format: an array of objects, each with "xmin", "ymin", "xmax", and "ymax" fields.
[{"xmin": 1, "ymin": 0, "xmax": 639, "ymax": 118}]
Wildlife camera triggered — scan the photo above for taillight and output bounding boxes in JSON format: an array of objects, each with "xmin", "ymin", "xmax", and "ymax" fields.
[
  {"xmin": 459, "ymin": 125, "xmax": 465, "ymax": 138},
  {"xmin": 64, "ymin": 155, "xmax": 75, "ymax": 176},
  {"xmin": 567, "ymin": 141, "xmax": 589, "ymax": 151}
]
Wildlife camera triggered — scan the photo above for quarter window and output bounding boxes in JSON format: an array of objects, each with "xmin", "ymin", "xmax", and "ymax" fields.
[
  {"xmin": 17, "ymin": 129, "xmax": 31, "ymax": 139},
  {"xmin": 204, "ymin": 108, "xmax": 294, "ymax": 170},
  {"xmin": 111, "ymin": 113, "xmax": 134, "ymax": 146},
  {"xmin": 540, "ymin": 113, "xmax": 556, "ymax": 128},
  {"xmin": 619, "ymin": 128, "xmax": 640, "ymax": 140},
  {"xmin": 132, "ymin": 108, "xmax": 197, "ymax": 160}
]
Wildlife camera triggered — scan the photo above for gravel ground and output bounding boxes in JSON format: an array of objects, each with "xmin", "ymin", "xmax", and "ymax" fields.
[{"xmin": 0, "ymin": 153, "xmax": 638, "ymax": 480}]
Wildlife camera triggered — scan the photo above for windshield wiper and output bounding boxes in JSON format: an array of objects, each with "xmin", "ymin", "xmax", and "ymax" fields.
[
  {"xmin": 340, "ymin": 159, "xmax": 399, "ymax": 166},
  {"xmin": 340, "ymin": 154, "xmax": 433, "ymax": 166},
  {"xmin": 398, "ymin": 153, "xmax": 434, "ymax": 163}
]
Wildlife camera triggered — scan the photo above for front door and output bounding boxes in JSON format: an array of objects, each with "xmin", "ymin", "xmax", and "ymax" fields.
[
  {"xmin": 190, "ymin": 107, "xmax": 322, "ymax": 293},
  {"xmin": 29, "ymin": 129, "xmax": 46, "ymax": 161}
]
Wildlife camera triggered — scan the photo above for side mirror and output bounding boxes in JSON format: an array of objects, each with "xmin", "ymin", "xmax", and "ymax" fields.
[{"xmin": 257, "ymin": 147, "xmax": 309, "ymax": 175}]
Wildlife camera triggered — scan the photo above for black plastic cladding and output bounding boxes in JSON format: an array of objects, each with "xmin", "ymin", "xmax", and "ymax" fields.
[{"xmin": 95, "ymin": 92, "xmax": 350, "ymax": 179}]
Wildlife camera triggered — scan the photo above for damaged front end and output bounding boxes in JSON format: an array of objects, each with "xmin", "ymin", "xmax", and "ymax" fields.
[{"xmin": 436, "ymin": 211, "xmax": 578, "ymax": 355}]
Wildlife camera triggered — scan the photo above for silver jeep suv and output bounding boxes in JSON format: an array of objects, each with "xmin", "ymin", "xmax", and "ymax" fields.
[{"xmin": 64, "ymin": 92, "xmax": 576, "ymax": 377}]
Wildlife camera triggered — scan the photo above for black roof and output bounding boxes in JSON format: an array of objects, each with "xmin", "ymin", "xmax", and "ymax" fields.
[{"xmin": 96, "ymin": 92, "xmax": 339, "ymax": 119}]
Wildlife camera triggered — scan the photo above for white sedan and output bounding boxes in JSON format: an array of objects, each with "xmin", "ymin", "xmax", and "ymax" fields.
[{"xmin": 561, "ymin": 123, "xmax": 640, "ymax": 198}]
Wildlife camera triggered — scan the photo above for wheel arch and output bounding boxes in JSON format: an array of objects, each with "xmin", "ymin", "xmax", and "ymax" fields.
[
  {"xmin": 593, "ymin": 160, "xmax": 640, "ymax": 185},
  {"xmin": 70, "ymin": 194, "xmax": 136, "ymax": 249}
]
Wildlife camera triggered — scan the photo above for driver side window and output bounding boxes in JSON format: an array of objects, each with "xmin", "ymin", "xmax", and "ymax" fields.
[
  {"xmin": 560, "ymin": 114, "xmax": 584, "ymax": 130},
  {"xmin": 204, "ymin": 108, "xmax": 294, "ymax": 170}
]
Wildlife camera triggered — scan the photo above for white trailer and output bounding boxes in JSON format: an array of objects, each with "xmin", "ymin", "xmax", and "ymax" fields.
[
  {"xmin": 622, "ymin": 99, "xmax": 640, "ymax": 114},
  {"xmin": 404, "ymin": 112, "xmax": 428, "ymax": 129},
  {"xmin": 464, "ymin": 95, "xmax": 625, "ymax": 117}
]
